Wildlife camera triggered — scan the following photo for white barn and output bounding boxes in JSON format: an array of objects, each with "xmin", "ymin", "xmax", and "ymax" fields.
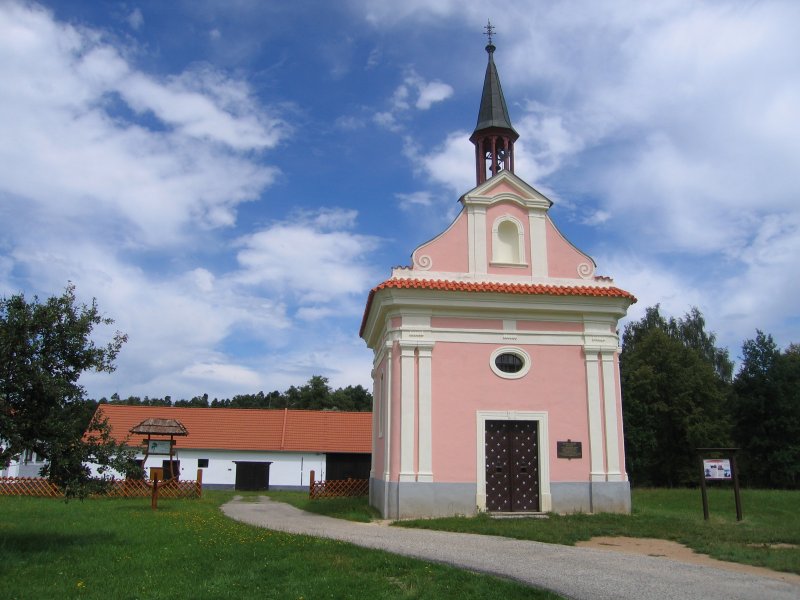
[{"xmin": 94, "ymin": 405, "xmax": 372, "ymax": 490}]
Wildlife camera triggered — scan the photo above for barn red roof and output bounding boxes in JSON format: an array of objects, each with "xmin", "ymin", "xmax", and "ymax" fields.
[
  {"xmin": 94, "ymin": 405, "xmax": 371, "ymax": 454},
  {"xmin": 360, "ymin": 278, "xmax": 637, "ymax": 336}
]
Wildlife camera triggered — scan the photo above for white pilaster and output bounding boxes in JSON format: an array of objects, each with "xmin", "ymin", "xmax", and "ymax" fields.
[
  {"xmin": 370, "ymin": 372, "xmax": 378, "ymax": 478},
  {"xmin": 417, "ymin": 344, "xmax": 434, "ymax": 482},
  {"xmin": 474, "ymin": 206, "xmax": 487, "ymax": 275},
  {"xmin": 382, "ymin": 344, "xmax": 392, "ymax": 518},
  {"xmin": 399, "ymin": 344, "xmax": 416, "ymax": 482},
  {"xmin": 601, "ymin": 351, "xmax": 623, "ymax": 481},
  {"xmin": 529, "ymin": 210, "xmax": 548, "ymax": 277},
  {"xmin": 584, "ymin": 350, "xmax": 605, "ymax": 482}
]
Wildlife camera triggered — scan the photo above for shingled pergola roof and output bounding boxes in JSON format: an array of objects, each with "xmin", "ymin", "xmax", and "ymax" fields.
[{"xmin": 130, "ymin": 418, "xmax": 188, "ymax": 437}]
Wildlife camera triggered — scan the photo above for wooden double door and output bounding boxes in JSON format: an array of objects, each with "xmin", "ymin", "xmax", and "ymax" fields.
[{"xmin": 485, "ymin": 420, "xmax": 540, "ymax": 512}]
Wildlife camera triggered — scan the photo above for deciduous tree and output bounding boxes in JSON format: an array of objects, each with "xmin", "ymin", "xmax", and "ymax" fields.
[
  {"xmin": 731, "ymin": 331, "xmax": 800, "ymax": 488},
  {"xmin": 0, "ymin": 284, "xmax": 136, "ymax": 496},
  {"xmin": 621, "ymin": 306, "xmax": 731, "ymax": 486}
]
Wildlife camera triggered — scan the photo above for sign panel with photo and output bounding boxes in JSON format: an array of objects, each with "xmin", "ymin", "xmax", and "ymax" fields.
[
  {"xmin": 703, "ymin": 458, "xmax": 731, "ymax": 480},
  {"xmin": 147, "ymin": 439, "xmax": 172, "ymax": 455}
]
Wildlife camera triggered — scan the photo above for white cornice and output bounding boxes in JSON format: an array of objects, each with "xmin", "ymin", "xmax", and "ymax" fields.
[
  {"xmin": 362, "ymin": 287, "xmax": 630, "ymax": 349},
  {"xmin": 460, "ymin": 170, "xmax": 554, "ymax": 208}
]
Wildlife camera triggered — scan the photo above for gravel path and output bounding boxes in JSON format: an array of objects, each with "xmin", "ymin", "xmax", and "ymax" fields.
[{"xmin": 221, "ymin": 496, "xmax": 799, "ymax": 600}]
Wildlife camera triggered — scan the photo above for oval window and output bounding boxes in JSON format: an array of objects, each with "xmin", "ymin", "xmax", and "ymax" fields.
[
  {"xmin": 495, "ymin": 353, "xmax": 523, "ymax": 373},
  {"xmin": 490, "ymin": 347, "xmax": 531, "ymax": 379}
]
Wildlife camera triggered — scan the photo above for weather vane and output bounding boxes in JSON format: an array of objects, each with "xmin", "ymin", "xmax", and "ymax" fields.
[{"xmin": 484, "ymin": 19, "xmax": 495, "ymax": 45}]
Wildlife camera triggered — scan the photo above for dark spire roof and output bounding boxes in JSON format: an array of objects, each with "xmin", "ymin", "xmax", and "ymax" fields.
[{"xmin": 473, "ymin": 42, "xmax": 518, "ymax": 137}]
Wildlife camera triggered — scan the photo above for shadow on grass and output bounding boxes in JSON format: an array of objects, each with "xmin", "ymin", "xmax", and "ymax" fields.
[{"xmin": 0, "ymin": 531, "xmax": 114, "ymax": 554}]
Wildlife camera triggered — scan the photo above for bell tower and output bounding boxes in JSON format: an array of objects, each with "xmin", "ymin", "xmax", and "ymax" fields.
[{"xmin": 470, "ymin": 21, "xmax": 519, "ymax": 185}]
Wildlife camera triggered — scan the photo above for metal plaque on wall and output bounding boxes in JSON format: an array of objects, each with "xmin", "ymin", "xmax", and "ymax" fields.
[{"xmin": 557, "ymin": 440, "xmax": 582, "ymax": 459}]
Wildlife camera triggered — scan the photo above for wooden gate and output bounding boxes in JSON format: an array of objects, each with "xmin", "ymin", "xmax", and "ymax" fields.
[{"xmin": 485, "ymin": 420, "xmax": 540, "ymax": 512}]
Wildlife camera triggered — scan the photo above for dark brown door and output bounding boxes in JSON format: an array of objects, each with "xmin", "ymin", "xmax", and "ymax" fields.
[
  {"xmin": 161, "ymin": 460, "xmax": 180, "ymax": 480},
  {"xmin": 485, "ymin": 420, "xmax": 540, "ymax": 512},
  {"xmin": 234, "ymin": 462, "xmax": 272, "ymax": 491}
]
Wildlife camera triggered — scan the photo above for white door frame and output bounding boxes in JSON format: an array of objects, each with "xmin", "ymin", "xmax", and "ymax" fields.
[{"xmin": 476, "ymin": 410, "xmax": 552, "ymax": 512}]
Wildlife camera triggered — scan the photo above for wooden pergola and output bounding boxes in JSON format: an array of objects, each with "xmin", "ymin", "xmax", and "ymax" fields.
[{"xmin": 130, "ymin": 418, "xmax": 188, "ymax": 480}]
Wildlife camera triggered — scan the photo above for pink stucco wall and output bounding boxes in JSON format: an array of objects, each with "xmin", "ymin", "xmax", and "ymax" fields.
[
  {"xmin": 430, "ymin": 342, "xmax": 590, "ymax": 483},
  {"xmin": 545, "ymin": 217, "xmax": 593, "ymax": 278},
  {"xmin": 487, "ymin": 181, "xmax": 520, "ymax": 195},
  {"xmin": 412, "ymin": 211, "xmax": 469, "ymax": 273},
  {"xmin": 516, "ymin": 320, "xmax": 584, "ymax": 332},
  {"xmin": 431, "ymin": 317, "xmax": 504, "ymax": 330}
]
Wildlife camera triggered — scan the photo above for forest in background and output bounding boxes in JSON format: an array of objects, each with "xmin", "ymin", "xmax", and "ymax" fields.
[{"xmin": 620, "ymin": 306, "xmax": 799, "ymax": 489}]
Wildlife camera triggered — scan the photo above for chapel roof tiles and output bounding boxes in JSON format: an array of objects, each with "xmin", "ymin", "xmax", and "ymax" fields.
[{"xmin": 360, "ymin": 278, "xmax": 637, "ymax": 336}]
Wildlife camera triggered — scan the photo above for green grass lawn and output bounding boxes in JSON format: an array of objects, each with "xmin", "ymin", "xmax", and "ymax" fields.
[
  {"xmin": 264, "ymin": 490, "xmax": 380, "ymax": 522},
  {"xmin": 0, "ymin": 492, "xmax": 559, "ymax": 600},
  {"xmin": 395, "ymin": 488, "xmax": 800, "ymax": 575}
]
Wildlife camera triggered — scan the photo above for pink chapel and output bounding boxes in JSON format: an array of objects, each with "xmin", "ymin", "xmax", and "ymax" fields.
[{"xmin": 360, "ymin": 35, "xmax": 637, "ymax": 518}]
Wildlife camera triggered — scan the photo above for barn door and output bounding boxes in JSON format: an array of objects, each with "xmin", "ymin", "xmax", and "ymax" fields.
[
  {"xmin": 234, "ymin": 462, "xmax": 272, "ymax": 491},
  {"xmin": 485, "ymin": 420, "xmax": 540, "ymax": 512}
]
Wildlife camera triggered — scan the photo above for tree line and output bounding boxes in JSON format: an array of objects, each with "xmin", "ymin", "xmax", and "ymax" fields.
[
  {"xmin": 621, "ymin": 305, "xmax": 799, "ymax": 489},
  {"xmin": 93, "ymin": 375, "xmax": 372, "ymax": 412}
]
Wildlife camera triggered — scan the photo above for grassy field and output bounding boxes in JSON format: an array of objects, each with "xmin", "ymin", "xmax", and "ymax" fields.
[
  {"xmin": 0, "ymin": 492, "xmax": 559, "ymax": 600},
  {"xmin": 395, "ymin": 488, "xmax": 800, "ymax": 574}
]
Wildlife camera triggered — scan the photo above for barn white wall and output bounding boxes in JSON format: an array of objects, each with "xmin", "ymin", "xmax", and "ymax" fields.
[{"xmin": 88, "ymin": 448, "xmax": 328, "ymax": 489}]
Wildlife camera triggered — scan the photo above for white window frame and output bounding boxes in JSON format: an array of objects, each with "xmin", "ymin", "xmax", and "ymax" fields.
[{"xmin": 490, "ymin": 346, "xmax": 532, "ymax": 379}]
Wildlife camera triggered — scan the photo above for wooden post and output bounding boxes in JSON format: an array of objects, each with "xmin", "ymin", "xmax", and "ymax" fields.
[
  {"xmin": 196, "ymin": 468, "xmax": 203, "ymax": 498},
  {"xmin": 151, "ymin": 475, "xmax": 159, "ymax": 510},
  {"xmin": 309, "ymin": 470, "xmax": 315, "ymax": 499},
  {"xmin": 699, "ymin": 456, "xmax": 709, "ymax": 521},
  {"xmin": 731, "ymin": 453, "xmax": 743, "ymax": 521}
]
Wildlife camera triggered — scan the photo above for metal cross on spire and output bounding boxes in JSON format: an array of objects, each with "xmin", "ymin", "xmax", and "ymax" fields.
[{"xmin": 483, "ymin": 19, "xmax": 495, "ymax": 46}]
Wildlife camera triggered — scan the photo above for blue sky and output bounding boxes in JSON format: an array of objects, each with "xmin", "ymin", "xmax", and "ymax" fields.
[{"xmin": 1, "ymin": 0, "xmax": 798, "ymax": 400}]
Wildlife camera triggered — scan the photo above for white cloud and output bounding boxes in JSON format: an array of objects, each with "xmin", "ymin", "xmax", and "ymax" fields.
[
  {"xmin": 179, "ymin": 362, "xmax": 262, "ymax": 388},
  {"xmin": 580, "ymin": 210, "xmax": 610, "ymax": 226},
  {"xmin": 0, "ymin": 2, "xmax": 283, "ymax": 247},
  {"xmin": 309, "ymin": 208, "xmax": 359, "ymax": 231},
  {"xmin": 415, "ymin": 79, "xmax": 453, "ymax": 109},
  {"xmin": 127, "ymin": 8, "xmax": 144, "ymax": 30},
  {"xmin": 396, "ymin": 191, "xmax": 435, "ymax": 210},
  {"xmin": 233, "ymin": 215, "xmax": 381, "ymax": 304},
  {"xmin": 410, "ymin": 130, "xmax": 473, "ymax": 195},
  {"xmin": 375, "ymin": 69, "xmax": 453, "ymax": 131}
]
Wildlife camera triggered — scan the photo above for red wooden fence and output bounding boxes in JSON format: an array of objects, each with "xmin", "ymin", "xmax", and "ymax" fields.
[
  {"xmin": 0, "ymin": 470, "xmax": 202, "ymax": 499},
  {"xmin": 308, "ymin": 470, "xmax": 368, "ymax": 499}
]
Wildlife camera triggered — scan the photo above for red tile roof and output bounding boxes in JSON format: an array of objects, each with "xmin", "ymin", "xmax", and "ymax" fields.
[
  {"xmin": 94, "ymin": 405, "xmax": 371, "ymax": 454},
  {"xmin": 360, "ymin": 278, "xmax": 637, "ymax": 336}
]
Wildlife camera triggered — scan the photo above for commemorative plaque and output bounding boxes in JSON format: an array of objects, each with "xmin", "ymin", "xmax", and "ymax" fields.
[{"xmin": 557, "ymin": 440, "xmax": 582, "ymax": 459}]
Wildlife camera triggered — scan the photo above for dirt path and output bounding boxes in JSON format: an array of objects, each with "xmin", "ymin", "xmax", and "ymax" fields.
[{"xmin": 577, "ymin": 537, "xmax": 800, "ymax": 586}]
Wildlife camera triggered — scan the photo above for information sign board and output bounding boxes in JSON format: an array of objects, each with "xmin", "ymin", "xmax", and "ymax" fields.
[
  {"xmin": 703, "ymin": 458, "xmax": 731, "ymax": 480},
  {"xmin": 147, "ymin": 439, "xmax": 172, "ymax": 455}
]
